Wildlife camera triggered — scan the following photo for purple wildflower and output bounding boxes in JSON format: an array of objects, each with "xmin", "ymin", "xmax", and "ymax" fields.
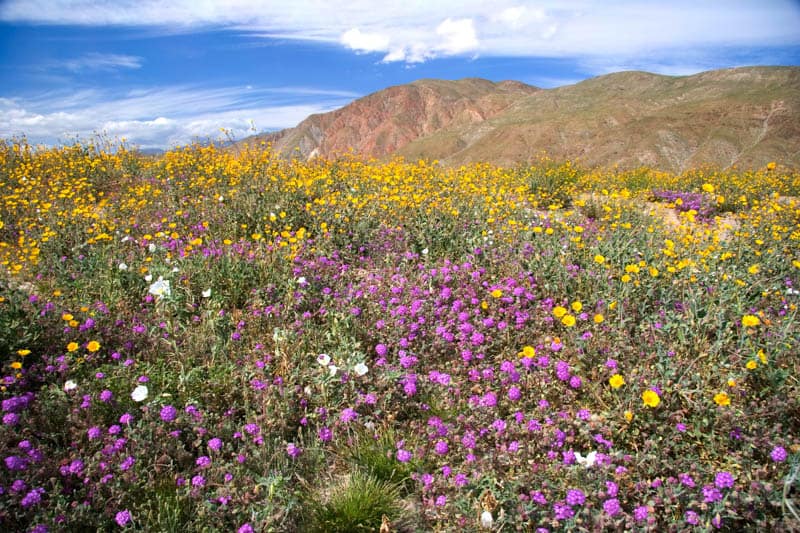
[
  {"xmin": 286, "ymin": 443, "xmax": 302, "ymax": 458},
  {"xmin": 555, "ymin": 361, "xmax": 570, "ymax": 381},
  {"xmin": 21, "ymin": 487, "xmax": 45, "ymax": 508},
  {"xmin": 566, "ymin": 489, "xmax": 585, "ymax": 506},
  {"xmin": 715, "ymin": 471, "xmax": 735, "ymax": 489},
  {"xmin": 340, "ymin": 408, "xmax": 358, "ymax": 423},
  {"xmin": 603, "ymin": 498, "xmax": 621, "ymax": 516},
  {"xmin": 634, "ymin": 506, "xmax": 648, "ymax": 522},
  {"xmin": 318, "ymin": 426, "xmax": 332, "ymax": 442},
  {"xmin": 434, "ymin": 440, "xmax": 449, "ymax": 455},
  {"xmin": 396, "ymin": 449, "xmax": 412, "ymax": 463},
  {"xmin": 119, "ymin": 456, "xmax": 135, "ymax": 471},
  {"xmin": 771, "ymin": 446, "xmax": 788, "ymax": 462},
  {"xmin": 553, "ymin": 501, "xmax": 574, "ymax": 520},
  {"xmin": 159, "ymin": 405, "xmax": 177, "ymax": 422},
  {"xmin": 702, "ymin": 485, "xmax": 722, "ymax": 503}
]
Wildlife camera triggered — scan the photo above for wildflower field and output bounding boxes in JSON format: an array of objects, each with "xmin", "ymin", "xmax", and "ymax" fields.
[{"xmin": 1, "ymin": 139, "xmax": 799, "ymax": 531}]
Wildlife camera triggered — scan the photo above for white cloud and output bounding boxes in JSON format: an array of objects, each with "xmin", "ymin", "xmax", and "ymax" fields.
[
  {"xmin": 341, "ymin": 28, "xmax": 390, "ymax": 53},
  {"xmin": 2, "ymin": 1, "xmax": 797, "ymax": 68},
  {"xmin": 60, "ymin": 53, "xmax": 143, "ymax": 72},
  {"xmin": 435, "ymin": 18, "xmax": 478, "ymax": 55},
  {"xmin": 0, "ymin": 86, "xmax": 357, "ymax": 149}
]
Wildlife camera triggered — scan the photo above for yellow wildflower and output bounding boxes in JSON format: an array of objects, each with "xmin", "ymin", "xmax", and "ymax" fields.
[
  {"xmin": 67, "ymin": 342, "xmax": 79, "ymax": 352},
  {"xmin": 642, "ymin": 389, "xmax": 660, "ymax": 408},
  {"xmin": 741, "ymin": 315, "xmax": 760, "ymax": 327},
  {"xmin": 519, "ymin": 345, "xmax": 536, "ymax": 358},
  {"xmin": 86, "ymin": 341, "xmax": 100, "ymax": 353},
  {"xmin": 609, "ymin": 374, "xmax": 625, "ymax": 389},
  {"xmin": 713, "ymin": 392, "xmax": 731, "ymax": 406}
]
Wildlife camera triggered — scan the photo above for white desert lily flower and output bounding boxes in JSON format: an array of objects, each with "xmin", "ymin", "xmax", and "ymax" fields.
[
  {"xmin": 148, "ymin": 277, "xmax": 171, "ymax": 299},
  {"xmin": 131, "ymin": 385, "xmax": 148, "ymax": 402},
  {"xmin": 575, "ymin": 450, "xmax": 598, "ymax": 468}
]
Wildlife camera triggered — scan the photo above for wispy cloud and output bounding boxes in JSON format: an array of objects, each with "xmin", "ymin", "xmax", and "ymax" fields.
[
  {"xmin": 59, "ymin": 52, "xmax": 143, "ymax": 72},
  {"xmin": 2, "ymin": 1, "xmax": 798, "ymax": 70},
  {"xmin": 0, "ymin": 85, "xmax": 357, "ymax": 149}
]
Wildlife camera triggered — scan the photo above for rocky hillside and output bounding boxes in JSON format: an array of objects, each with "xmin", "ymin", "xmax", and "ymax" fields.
[{"xmin": 247, "ymin": 67, "xmax": 800, "ymax": 171}]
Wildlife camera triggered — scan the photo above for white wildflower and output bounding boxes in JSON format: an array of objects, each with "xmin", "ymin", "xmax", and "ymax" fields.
[
  {"xmin": 148, "ymin": 277, "xmax": 171, "ymax": 299},
  {"xmin": 480, "ymin": 510, "xmax": 494, "ymax": 529},
  {"xmin": 64, "ymin": 380, "xmax": 78, "ymax": 392},
  {"xmin": 131, "ymin": 385, "xmax": 148, "ymax": 402},
  {"xmin": 353, "ymin": 362, "xmax": 368, "ymax": 376},
  {"xmin": 575, "ymin": 450, "xmax": 597, "ymax": 468}
]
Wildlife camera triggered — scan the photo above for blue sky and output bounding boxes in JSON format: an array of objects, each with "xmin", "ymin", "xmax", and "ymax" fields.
[{"xmin": 1, "ymin": 1, "xmax": 799, "ymax": 149}]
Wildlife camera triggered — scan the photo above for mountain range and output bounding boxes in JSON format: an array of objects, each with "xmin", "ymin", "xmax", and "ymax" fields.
[{"xmin": 245, "ymin": 66, "xmax": 800, "ymax": 171}]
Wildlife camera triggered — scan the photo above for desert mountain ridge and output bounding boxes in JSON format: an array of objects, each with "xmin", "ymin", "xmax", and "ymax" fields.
[{"xmin": 242, "ymin": 66, "xmax": 800, "ymax": 172}]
